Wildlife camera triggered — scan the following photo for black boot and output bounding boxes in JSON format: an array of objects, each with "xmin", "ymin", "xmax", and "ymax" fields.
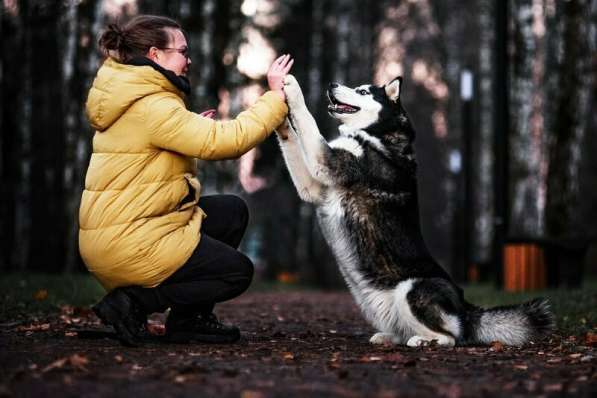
[
  {"xmin": 165, "ymin": 312, "xmax": 240, "ymax": 344},
  {"xmin": 92, "ymin": 287, "xmax": 148, "ymax": 347}
]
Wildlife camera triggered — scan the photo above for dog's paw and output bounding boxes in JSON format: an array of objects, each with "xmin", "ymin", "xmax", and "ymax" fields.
[
  {"xmin": 406, "ymin": 335, "xmax": 433, "ymax": 347},
  {"xmin": 283, "ymin": 74, "xmax": 305, "ymax": 109},
  {"xmin": 406, "ymin": 335, "xmax": 455, "ymax": 347},
  {"xmin": 369, "ymin": 332, "xmax": 401, "ymax": 345}
]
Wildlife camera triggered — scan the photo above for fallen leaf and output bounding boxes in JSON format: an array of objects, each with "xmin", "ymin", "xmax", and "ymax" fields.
[
  {"xmin": 359, "ymin": 355, "xmax": 382, "ymax": 363},
  {"xmin": 490, "ymin": 341, "xmax": 504, "ymax": 352},
  {"xmin": 513, "ymin": 364, "xmax": 528, "ymax": 370},
  {"xmin": 42, "ymin": 357, "xmax": 68, "ymax": 373},
  {"xmin": 69, "ymin": 354, "xmax": 89, "ymax": 371},
  {"xmin": 60, "ymin": 305, "xmax": 74, "ymax": 315},
  {"xmin": 383, "ymin": 353, "xmax": 405, "ymax": 362},
  {"xmin": 33, "ymin": 289, "xmax": 48, "ymax": 301},
  {"xmin": 569, "ymin": 353, "xmax": 582, "ymax": 359},
  {"xmin": 282, "ymin": 352, "xmax": 294, "ymax": 360},
  {"xmin": 41, "ymin": 354, "xmax": 89, "ymax": 373},
  {"xmin": 147, "ymin": 323, "xmax": 165, "ymax": 336},
  {"xmin": 16, "ymin": 323, "xmax": 50, "ymax": 332},
  {"xmin": 241, "ymin": 391, "xmax": 265, "ymax": 398}
]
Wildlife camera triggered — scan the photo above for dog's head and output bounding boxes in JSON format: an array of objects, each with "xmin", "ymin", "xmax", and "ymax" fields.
[{"xmin": 327, "ymin": 77, "xmax": 413, "ymax": 140}]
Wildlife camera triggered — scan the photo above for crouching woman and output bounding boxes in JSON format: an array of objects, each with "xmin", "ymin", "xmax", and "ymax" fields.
[{"xmin": 79, "ymin": 15, "xmax": 293, "ymax": 345}]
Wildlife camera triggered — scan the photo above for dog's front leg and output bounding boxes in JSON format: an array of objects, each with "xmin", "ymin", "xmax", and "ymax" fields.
[
  {"xmin": 283, "ymin": 75, "xmax": 334, "ymax": 186},
  {"xmin": 276, "ymin": 119, "xmax": 323, "ymax": 204}
]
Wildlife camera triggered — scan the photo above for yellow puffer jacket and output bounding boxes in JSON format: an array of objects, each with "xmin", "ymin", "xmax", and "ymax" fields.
[{"xmin": 79, "ymin": 58, "xmax": 287, "ymax": 291}]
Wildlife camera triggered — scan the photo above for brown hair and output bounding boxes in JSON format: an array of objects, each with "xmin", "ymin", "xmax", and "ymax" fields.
[{"xmin": 98, "ymin": 15, "xmax": 181, "ymax": 62}]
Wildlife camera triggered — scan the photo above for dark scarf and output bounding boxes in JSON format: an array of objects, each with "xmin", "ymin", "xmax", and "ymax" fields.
[{"xmin": 126, "ymin": 56, "xmax": 191, "ymax": 95}]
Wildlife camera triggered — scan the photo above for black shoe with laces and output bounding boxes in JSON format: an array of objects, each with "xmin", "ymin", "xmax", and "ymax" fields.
[
  {"xmin": 92, "ymin": 287, "xmax": 148, "ymax": 347},
  {"xmin": 165, "ymin": 312, "xmax": 241, "ymax": 344}
]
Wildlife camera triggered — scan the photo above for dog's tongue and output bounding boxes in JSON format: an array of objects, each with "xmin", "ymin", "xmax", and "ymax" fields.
[{"xmin": 337, "ymin": 104, "xmax": 354, "ymax": 111}]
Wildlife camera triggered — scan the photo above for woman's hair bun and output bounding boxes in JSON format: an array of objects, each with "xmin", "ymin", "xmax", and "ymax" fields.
[
  {"xmin": 97, "ymin": 15, "xmax": 181, "ymax": 62},
  {"xmin": 99, "ymin": 23, "xmax": 126, "ymax": 55}
]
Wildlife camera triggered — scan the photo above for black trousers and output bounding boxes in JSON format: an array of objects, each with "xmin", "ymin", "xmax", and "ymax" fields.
[{"xmin": 127, "ymin": 195, "xmax": 254, "ymax": 316}]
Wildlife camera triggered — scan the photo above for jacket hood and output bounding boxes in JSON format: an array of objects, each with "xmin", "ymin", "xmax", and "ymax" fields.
[{"xmin": 85, "ymin": 57, "xmax": 184, "ymax": 131}]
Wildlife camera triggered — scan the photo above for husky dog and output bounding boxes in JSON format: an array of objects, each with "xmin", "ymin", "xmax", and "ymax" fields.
[{"xmin": 276, "ymin": 74, "xmax": 554, "ymax": 346}]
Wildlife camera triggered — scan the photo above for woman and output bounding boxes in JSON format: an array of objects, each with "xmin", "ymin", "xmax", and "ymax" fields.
[{"xmin": 79, "ymin": 15, "xmax": 293, "ymax": 346}]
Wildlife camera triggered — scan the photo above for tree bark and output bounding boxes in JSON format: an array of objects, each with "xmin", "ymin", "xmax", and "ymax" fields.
[
  {"xmin": 545, "ymin": 0, "xmax": 592, "ymax": 239},
  {"xmin": 27, "ymin": 0, "xmax": 67, "ymax": 271}
]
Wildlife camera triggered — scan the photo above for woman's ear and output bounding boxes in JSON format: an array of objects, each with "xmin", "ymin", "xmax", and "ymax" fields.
[
  {"xmin": 384, "ymin": 76, "xmax": 402, "ymax": 102},
  {"xmin": 147, "ymin": 46, "xmax": 160, "ymax": 62}
]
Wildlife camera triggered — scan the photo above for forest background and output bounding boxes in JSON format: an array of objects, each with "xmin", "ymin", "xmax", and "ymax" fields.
[{"xmin": 1, "ymin": 0, "xmax": 596, "ymax": 287}]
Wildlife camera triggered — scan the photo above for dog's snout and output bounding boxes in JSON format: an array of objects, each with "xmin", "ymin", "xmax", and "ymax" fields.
[{"xmin": 329, "ymin": 82, "xmax": 339, "ymax": 89}]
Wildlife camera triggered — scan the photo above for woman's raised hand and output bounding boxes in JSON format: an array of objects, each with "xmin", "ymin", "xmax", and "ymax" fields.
[{"xmin": 267, "ymin": 54, "xmax": 294, "ymax": 101}]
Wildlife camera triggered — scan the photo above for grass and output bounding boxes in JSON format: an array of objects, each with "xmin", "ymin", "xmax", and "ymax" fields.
[{"xmin": 1, "ymin": 273, "xmax": 595, "ymax": 336}]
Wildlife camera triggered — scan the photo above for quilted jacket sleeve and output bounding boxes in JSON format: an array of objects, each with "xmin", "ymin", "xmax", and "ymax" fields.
[{"xmin": 146, "ymin": 91, "xmax": 288, "ymax": 159}]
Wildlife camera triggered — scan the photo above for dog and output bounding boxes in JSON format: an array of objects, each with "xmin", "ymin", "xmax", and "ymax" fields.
[{"xmin": 276, "ymin": 74, "xmax": 555, "ymax": 346}]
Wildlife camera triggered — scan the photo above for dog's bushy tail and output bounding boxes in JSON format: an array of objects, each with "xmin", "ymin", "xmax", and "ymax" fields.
[{"xmin": 464, "ymin": 298, "xmax": 555, "ymax": 346}]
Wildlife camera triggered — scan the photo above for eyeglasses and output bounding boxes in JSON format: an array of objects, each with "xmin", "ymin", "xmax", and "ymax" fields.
[{"xmin": 160, "ymin": 47, "xmax": 190, "ymax": 59}]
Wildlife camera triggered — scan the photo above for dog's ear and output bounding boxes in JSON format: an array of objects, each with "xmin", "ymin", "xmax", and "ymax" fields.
[{"xmin": 384, "ymin": 76, "xmax": 402, "ymax": 102}]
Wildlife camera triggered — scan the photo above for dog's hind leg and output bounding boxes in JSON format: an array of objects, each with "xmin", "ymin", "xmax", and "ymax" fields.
[
  {"xmin": 404, "ymin": 278, "xmax": 464, "ymax": 347},
  {"xmin": 276, "ymin": 118, "xmax": 324, "ymax": 203},
  {"xmin": 283, "ymin": 75, "xmax": 334, "ymax": 185}
]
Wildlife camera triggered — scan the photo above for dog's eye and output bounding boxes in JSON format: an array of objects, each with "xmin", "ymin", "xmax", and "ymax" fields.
[{"xmin": 356, "ymin": 89, "xmax": 369, "ymax": 95}]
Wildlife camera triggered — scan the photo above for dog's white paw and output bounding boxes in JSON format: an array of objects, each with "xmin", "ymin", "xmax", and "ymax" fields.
[
  {"xmin": 406, "ymin": 335, "xmax": 455, "ymax": 347},
  {"xmin": 406, "ymin": 335, "xmax": 432, "ymax": 347},
  {"xmin": 283, "ymin": 74, "xmax": 305, "ymax": 109},
  {"xmin": 369, "ymin": 332, "xmax": 401, "ymax": 345}
]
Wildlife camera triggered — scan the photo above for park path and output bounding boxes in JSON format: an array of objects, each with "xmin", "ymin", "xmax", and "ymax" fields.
[{"xmin": 1, "ymin": 291, "xmax": 595, "ymax": 397}]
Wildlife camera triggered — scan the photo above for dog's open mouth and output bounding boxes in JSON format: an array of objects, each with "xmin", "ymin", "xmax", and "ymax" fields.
[{"xmin": 327, "ymin": 92, "xmax": 360, "ymax": 114}]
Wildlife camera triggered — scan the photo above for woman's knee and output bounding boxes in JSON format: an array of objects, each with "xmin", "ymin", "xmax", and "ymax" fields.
[
  {"xmin": 227, "ymin": 195, "xmax": 249, "ymax": 228},
  {"xmin": 236, "ymin": 253, "xmax": 254, "ymax": 287}
]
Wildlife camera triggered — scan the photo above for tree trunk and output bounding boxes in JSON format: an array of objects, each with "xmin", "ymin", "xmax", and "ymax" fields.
[
  {"xmin": 509, "ymin": 0, "xmax": 546, "ymax": 237},
  {"xmin": 474, "ymin": 0, "xmax": 495, "ymax": 265},
  {"xmin": 545, "ymin": 0, "xmax": 592, "ymax": 239},
  {"xmin": 27, "ymin": 0, "xmax": 67, "ymax": 271},
  {"xmin": 1, "ymin": 2, "xmax": 25, "ymax": 270}
]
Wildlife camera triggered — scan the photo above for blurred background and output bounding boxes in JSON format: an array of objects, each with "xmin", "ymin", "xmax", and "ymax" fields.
[{"xmin": 1, "ymin": 0, "xmax": 596, "ymax": 290}]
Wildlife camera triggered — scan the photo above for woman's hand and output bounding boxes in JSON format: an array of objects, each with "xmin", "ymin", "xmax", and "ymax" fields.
[
  {"xmin": 199, "ymin": 109, "xmax": 217, "ymax": 119},
  {"xmin": 267, "ymin": 54, "xmax": 294, "ymax": 101}
]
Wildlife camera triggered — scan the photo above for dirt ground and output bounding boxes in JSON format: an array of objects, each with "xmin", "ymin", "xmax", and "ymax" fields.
[{"xmin": 1, "ymin": 291, "xmax": 595, "ymax": 397}]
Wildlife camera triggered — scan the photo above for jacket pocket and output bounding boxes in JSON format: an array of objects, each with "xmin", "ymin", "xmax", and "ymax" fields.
[{"xmin": 177, "ymin": 173, "xmax": 201, "ymax": 211}]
